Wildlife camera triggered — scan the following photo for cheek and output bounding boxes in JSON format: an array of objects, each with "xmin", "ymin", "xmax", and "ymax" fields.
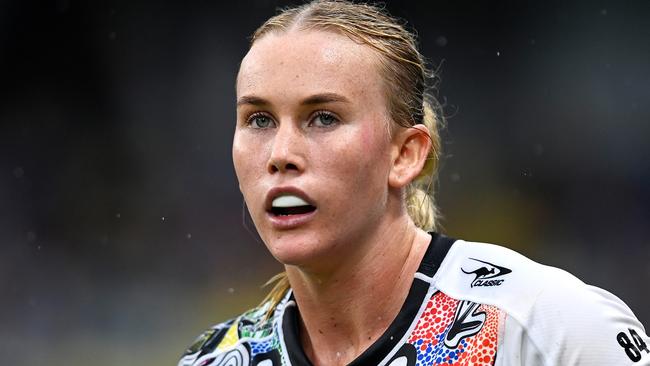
[
  {"xmin": 318, "ymin": 129, "xmax": 392, "ymax": 226},
  {"xmin": 232, "ymin": 132, "xmax": 267, "ymax": 196},
  {"xmin": 360, "ymin": 123, "xmax": 387, "ymax": 157},
  {"xmin": 355, "ymin": 124, "xmax": 391, "ymax": 173},
  {"xmin": 323, "ymin": 126, "xmax": 390, "ymax": 189},
  {"xmin": 232, "ymin": 135, "xmax": 247, "ymax": 182}
]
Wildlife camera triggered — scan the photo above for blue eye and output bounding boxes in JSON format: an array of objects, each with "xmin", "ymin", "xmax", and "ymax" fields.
[
  {"xmin": 248, "ymin": 113, "xmax": 274, "ymax": 128},
  {"xmin": 311, "ymin": 111, "xmax": 338, "ymax": 127}
]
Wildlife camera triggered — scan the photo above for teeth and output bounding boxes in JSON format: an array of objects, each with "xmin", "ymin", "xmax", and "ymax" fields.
[{"xmin": 272, "ymin": 195, "xmax": 310, "ymax": 208}]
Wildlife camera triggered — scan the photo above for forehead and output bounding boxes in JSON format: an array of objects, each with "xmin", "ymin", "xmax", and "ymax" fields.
[{"xmin": 237, "ymin": 29, "xmax": 384, "ymax": 100}]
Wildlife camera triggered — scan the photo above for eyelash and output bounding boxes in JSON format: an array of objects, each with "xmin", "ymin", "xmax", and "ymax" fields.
[
  {"xmin": 246, "ymin": 112, "xmax": 274, "ymax": 129},
  {"xmin": 245, "ymin": 110, "xmax": 340, "ymax": 129},
  {"xmin": 309, "ymin": 110, "xmax": 339, "ymax": 127}
]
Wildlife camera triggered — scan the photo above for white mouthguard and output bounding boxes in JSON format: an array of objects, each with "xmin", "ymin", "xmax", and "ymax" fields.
[{"xmin": 272, "ymin": 195, "xmax": 310, "ymax": 208}]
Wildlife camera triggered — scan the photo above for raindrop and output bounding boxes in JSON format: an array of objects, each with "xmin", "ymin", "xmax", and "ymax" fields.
[
  {"xmin": 450, "ymin": 173, "xmax": 461, "ymax": 182},
  {"xmin": 227, "ymin": 287, "xmax": 235, "ymax": 294},
  {"xmin": 108, "ymin": 31, "xmax": 117, "ymax": 40},
  {"xmin": 115, "ymin": 213, "xmax": 121, "ymax": 219},
  {"xmin": 186, "ymin": 233, "xmax": 192, "ymax": 239},
  {"xmin": 435, "ymin": 35, "xmax": 448, "ymax": 47},
  {"xmin": 496, "ymin": 51, "xmax": 501, "ymax": 56},
  {"xmin": 600, "ymin": 9, "xmax": 607, "ymax": 16},
  {"xmin": 521, "ymin": 170, "xmax": 532, "ymax": 177},
  {"xmin": 161, "ymin": 216, "xmax": 166, "ymax": 222},
  {"xmin": 533, "ymin": 144, "xmax": 544, "ymax": 157},
  {"xmin": 336, "ymin": 352, "xmax": 341, "ymax": 358}
]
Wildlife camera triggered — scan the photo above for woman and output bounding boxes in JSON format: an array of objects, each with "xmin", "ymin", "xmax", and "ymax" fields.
[{"xmin": 179, "ymin": 1, "xmax": 649, "ymax": 365}]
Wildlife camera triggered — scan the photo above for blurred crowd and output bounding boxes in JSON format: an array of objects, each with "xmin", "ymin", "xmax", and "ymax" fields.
[{"xmin": 1, "ymin": 1, "xmax": 648, "ymax": 365}]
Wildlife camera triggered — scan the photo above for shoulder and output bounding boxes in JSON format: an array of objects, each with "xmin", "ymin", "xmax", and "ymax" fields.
[
  {"xmin": 178, "ymin": 302, "xmax": 281, "ymax": 366},
  {"xmin": 432, "ymin": 239, "xmax": 582, "ymax": 312},
  {"xmin": 432, "ymin": 239, "xmax": 650, "ymax": 365}
]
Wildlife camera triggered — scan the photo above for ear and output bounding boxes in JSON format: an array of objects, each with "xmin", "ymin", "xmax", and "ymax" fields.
[{"xmin": 388, "ymin": 124, "xmax": 432, "ymax": 189}]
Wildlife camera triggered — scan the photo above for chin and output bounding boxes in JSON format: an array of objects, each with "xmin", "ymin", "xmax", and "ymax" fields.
[{"xmin": 264, "ymin": 231, "xmax": 326, "ymax": 267}]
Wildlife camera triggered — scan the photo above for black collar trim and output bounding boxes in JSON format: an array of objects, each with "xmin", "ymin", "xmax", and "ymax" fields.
[{"xmin": 280, "ymin": 232, "xmax": 456, "ymax": 366}]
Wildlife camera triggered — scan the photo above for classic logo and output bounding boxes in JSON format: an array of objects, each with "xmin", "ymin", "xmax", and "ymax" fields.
[
  {"xmin": 444, "ymin": 300, "xmax": 486, "ymax": 348},
  {"xmin": 462, "ymin": 258, "xmax": 512, "ymax": 288}
]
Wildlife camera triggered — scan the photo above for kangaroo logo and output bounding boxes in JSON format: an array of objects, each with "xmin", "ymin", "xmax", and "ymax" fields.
[
  {"xmin": 444, "ymin": 300, "xmax": 486, "ymax": 348},
  {"xmin": 462, "ymin": 258, "xmax": 511, "ymax": 288}
]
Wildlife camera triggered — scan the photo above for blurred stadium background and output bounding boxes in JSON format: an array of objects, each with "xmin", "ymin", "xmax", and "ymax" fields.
[{"xmin": 1, "ymin": 0, "xmax": 649, "ymax": 365}]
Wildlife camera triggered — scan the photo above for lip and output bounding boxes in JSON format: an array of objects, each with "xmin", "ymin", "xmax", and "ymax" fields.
[
  {"xmin": 265, "ymin": 186, "xmax": 316, "ymax": 210},
  {"xmin": 265, "ymin": 186, "xmax": 317, "ymax": 230}
]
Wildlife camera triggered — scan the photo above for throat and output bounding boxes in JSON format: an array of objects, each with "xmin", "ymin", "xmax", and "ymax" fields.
[
  {"xmin": 283, "ymin": 229, "xmax": 434, "ymax": 366},
  {"xmin": 288, "ymin": 272, "xmax": 414, "ymax": 366},
  {"xmin": 291, "ymin": 278, "xmax": 422, "ymax": 366},
  {"xmin": 298, "ymin": 312, "xmax": 388, "ymax": 366}
]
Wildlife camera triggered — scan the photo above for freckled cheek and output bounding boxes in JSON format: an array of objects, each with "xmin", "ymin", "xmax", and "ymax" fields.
[
  {"xmin": 349, "ymin": 129, "xmax": 392, "ymax": 197},
  {"xmin": 349, "ymin": 128, "xmax": 387, "ymax": 171},
  {"xmin": 360, "ymin": 122, "xmax": 387, "ymax": 153},
  {"xmin": 232, "ymin": 134, "xmax": 269, "ymax": 200},
  {"xmin": 322, "ymin": 142, "xmax": 374, "ymax": 191}
]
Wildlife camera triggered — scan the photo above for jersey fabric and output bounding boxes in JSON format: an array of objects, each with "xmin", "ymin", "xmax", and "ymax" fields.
[{"xmin": 178, "ymin": 233, "xmax": 650, "ymax": 366}]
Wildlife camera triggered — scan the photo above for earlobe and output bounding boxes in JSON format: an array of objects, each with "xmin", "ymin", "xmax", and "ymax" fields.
[{"xmin": 388, "ymin": 125, "xmax": 431, "ymax": 189}]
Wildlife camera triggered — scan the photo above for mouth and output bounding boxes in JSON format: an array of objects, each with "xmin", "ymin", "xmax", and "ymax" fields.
[
  {"xmin": 265, "ymin": 188, "xmax": 318, "ymax": 229},
  {"xmin": 269, "ymin": 195, "xmax": 317, "ymax": 216}
]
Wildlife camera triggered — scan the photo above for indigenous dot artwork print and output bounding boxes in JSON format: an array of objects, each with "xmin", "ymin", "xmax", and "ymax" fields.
[{"xmin": 407, "ymin": 292, "xmax": 502, "ymax": 365}]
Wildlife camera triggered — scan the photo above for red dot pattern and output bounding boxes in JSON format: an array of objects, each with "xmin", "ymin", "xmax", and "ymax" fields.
[{"xmin": 407, "ymin": 291, "xmax": 502, "ymax": 365}]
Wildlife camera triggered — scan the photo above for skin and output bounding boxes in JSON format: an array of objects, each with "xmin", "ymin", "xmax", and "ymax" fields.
[{"xmin": 233, "ymin": 29, "xmax": 432, "ymax": 366}]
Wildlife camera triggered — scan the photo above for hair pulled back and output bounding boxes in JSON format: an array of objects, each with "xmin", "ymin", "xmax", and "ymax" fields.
[{"xmin": 248, "ymin": 0, "xmax": 444, "ymax": 310}]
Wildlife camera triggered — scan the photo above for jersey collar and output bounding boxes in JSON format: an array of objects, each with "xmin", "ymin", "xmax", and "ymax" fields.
[{"xmin": 279, "ymin": 232, "xmax": 456, "ymax": 365}]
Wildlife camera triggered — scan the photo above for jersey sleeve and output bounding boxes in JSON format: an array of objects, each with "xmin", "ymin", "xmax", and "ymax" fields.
[
  {"xmin": 500, "ymin": 279, "xmax": 650, "ymax": 366},
  {"xmin": 176, "ymin": 300, "xmax": 280, "ymax": 366},
  {"xmin": 177, "ymin": 319, "xmax": 237, "ymax": 366},
  {"xmin": 432, "ymin": 240, "xmax": 650, "ymax": 366}
]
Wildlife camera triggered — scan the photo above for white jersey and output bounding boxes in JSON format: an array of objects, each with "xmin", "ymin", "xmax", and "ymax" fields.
[{"xmin": 178, "ymin": 233, "xmax": 650, "ymax": 366}]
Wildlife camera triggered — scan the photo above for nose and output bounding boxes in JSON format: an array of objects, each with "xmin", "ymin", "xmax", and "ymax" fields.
[{"xmin": 267, "ymin": 122, "xmax": 304, "ymax": 174}]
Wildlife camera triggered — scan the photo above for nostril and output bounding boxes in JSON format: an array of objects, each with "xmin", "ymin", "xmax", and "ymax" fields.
[{"xmin": 268, "ymin": 161, "xmax": 299, "ymax": 173}]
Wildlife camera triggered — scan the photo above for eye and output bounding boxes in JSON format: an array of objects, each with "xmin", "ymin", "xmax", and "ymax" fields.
[
  {"xmin": 247, "ymin": 113, "xmax": 275, "ymax": 129},
  {"xmin": 310, "ymin": 111, "xmax": 339, "ymax": 127}
]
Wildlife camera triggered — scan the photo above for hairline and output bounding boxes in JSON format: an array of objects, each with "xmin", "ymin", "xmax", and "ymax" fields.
[{"xmin": 243, "ymin": 25, "xmax": 407, "ymax": 139}]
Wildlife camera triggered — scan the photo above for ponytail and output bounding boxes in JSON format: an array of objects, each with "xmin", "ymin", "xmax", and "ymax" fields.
[{"xmin": 406, "ymin": 101, "xmax": 442, "ymax": 232}]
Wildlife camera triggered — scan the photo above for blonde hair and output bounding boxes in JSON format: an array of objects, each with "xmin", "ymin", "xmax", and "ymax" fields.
[{"xmin": 247, "ymin": 0, "xmax": 444, "ymax": 312}]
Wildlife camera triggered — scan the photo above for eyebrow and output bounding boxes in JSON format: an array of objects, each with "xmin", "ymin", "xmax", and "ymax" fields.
[
  {"xmin": 236, "ymin": 95, "xmax": 268, "ymax": 107},
  {"xmin": 301, "ymin": 93, "xmax": 350, "ymax": 105},
  {"xmin": 236, "ymin": 92, "xmax": 351, "ymax": 107}
]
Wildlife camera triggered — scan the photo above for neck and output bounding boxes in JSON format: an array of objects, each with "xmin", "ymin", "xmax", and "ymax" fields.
[{"xmin": 285, "ymin": 221, "xmax": 431, "ymax": 366}]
